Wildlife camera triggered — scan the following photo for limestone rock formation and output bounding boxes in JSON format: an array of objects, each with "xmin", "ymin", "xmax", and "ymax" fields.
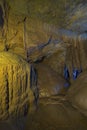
[
  {"xmin": 35, "ymin": 64, "xmax": 69, "ymax": 98},
  {"xmin": 0, "ymin": 0, "xmax": 86, "ymax": 79},
  {"xmin": 0, "ymin": 52, "xmax": 34, "ymax": 120},
  {"xmin": 27, "ymin": 38, "xmax": 65, "ymax": 63},
  {"xmin": 0, "ymin": 0, "xmax": 85, "ymax": 58},
  {"xmin": 67, "ymin": 72, "xmax": 87, "ymax": 116}
]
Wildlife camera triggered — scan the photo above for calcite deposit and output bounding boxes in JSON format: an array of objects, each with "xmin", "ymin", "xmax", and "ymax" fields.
[{"xmin": 0, "ymin": 52, "xmax": 34, "ymax": 120}]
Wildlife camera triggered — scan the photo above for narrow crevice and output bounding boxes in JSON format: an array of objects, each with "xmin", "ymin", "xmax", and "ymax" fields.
[
  {"xmin": 6, "ymin": 76, "xmax": 9, "ymax": 112},
  {"xmin": 0, "ymin": 5, "xmax": 4, "ymax": 28},
  {"xmin": 30, "ymin": 65, "xmax": 39, "ymax": 106}
]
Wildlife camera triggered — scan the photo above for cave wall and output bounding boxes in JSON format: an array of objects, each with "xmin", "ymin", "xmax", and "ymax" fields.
[
  {"xmin": 0, "ymin": 0, "xmax": 85, "ymax": 56},
  {"xmin": 0, "ymin": 52, "xmax": 34, "ymax": 120},
  {"xmin": 0, "ymin": 0, "xmax": 86, "ymax": 122}
]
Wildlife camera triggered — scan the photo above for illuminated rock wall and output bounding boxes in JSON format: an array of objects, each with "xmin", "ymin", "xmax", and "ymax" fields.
[{"xmin": 0, "ymin": 52, "xmax": 34, "ymax": 120}]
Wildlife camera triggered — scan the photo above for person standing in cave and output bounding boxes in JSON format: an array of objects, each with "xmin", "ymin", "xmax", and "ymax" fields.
[{"xmin": 64, "ymin": 65, "xmax": 70, "ymax": 80}]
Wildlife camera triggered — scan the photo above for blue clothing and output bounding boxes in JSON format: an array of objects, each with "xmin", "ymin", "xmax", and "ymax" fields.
[
  {"xmin": 64, "ymin": 65, "xmax": 69, "ymax": 80},
  {"xmin": 72, "ymin": 68, "xmax": 82, "ymax": 80}
]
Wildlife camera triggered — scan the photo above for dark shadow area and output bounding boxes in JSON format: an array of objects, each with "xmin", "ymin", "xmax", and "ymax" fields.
[{"xmin": 0, "ymin": 5, "xmax": 4, "ymax": 28}]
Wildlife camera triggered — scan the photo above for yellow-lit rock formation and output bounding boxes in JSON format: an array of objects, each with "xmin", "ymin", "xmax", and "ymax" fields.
[{"xmin": 0, "ymin": 52, "xmax": 34, "ymax": 120}]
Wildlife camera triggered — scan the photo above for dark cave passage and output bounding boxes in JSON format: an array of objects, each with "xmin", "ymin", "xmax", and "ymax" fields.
[{"xmin": 0, "ymin": 5, "xmax": 4, "ymax": 28}]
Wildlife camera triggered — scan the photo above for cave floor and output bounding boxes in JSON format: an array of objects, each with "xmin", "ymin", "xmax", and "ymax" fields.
[
  {"xmin": 0, "ymin": 96, "xmax": 87, "ymax": 130},
  {"xmin": 25, "ymin": 96, "xmax": 87, "ymax": 130}
]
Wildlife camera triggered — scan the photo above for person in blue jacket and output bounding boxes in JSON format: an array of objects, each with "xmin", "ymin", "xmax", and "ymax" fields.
[{"xmin": 64, "ymin": 65, "xmax": 70, "ymax": 80}]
